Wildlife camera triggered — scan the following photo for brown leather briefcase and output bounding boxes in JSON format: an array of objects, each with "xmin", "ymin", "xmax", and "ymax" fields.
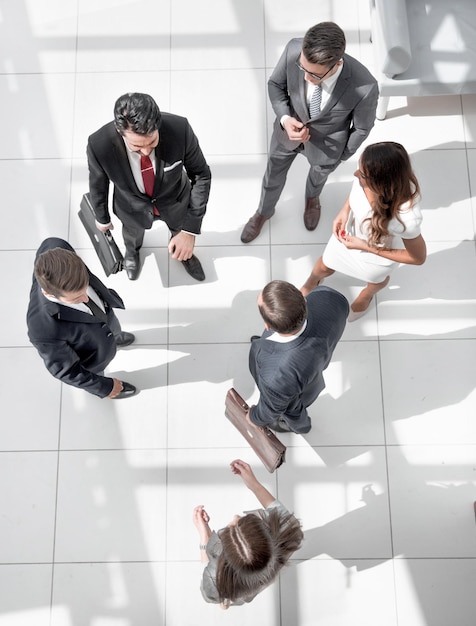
[{"xmin": 225, "ymin": 388, "xmax": 286, "ymax": 473}]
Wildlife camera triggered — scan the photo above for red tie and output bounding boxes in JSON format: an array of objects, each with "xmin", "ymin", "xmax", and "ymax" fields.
[{"xmin": 140, "ymin": 154, "xmax": 159, "ymax": 216}]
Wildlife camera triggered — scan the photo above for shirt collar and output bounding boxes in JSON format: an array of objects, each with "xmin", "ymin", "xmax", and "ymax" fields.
[
  {"xmin": 320, "ymin": 60, "xmax": 344, "ymax": 91},
  {"xmin": 42, "ymin": 285, "xmax": 101, "ymax": 314},
  {"xmin": 122, "ymin": 136, "xmax": 156, "ymax": 161},
  {"xmin": 266, "ymin": 318, "xmax": 308, "ymax": 343}
]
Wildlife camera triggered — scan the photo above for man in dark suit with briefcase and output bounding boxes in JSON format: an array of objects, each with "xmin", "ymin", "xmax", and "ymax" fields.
[
  {"xmin": 27, "ymin": 237, "xmax": 137, "ymax": 399},
  {"xmin": 87, "ymin": 92, "xmax": 212, "ymax": 281},
  {"xmin": 247, "ymin": 280, "xmax": 348, "ymax": 434}
]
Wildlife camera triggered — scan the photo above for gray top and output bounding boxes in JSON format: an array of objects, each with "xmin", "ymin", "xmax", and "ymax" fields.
[{"xmin": 200, "ymin": 499, "xmax": 291, "ymax": 604}]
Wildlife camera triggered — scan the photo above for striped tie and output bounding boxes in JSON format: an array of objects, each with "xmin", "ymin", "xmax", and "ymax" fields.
[{"xmin": 309, "ymin": 84, "xmax": 322, "ymax": 118}]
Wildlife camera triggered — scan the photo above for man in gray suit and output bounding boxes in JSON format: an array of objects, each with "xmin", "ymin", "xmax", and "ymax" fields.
[
  {"xmin": 241, "ymin": 22, "xmax": 378, "ymax": 243},
  {"xmin": 247, "ymin": 280, "xmax": 348, "ymax": 434}
]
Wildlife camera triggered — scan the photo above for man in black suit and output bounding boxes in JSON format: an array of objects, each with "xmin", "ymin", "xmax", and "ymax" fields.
[
  {"xmin": 27, "ymin": 237, "xmax": 137, "ymax": 399},
  {"xmin": 241, "ymin": 22, "xmax": 378, "ymax": 242},
  {"xmin": 247, "ymin": 280, "xmax": 348, "ymax": 433},
  {"xmin": 87, "ymin": 92, "xmax": 212, "ymax": 281}
]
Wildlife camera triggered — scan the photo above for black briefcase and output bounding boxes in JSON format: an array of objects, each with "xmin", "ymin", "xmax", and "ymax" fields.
[{"xmin": 78, "ymin": 193, "xmax": 124, "ymax": 276}]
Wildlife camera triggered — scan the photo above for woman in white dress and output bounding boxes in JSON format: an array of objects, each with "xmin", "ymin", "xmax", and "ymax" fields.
[{"xmin": 301, "ymin": 142, "xmax": 427, "ymax": 319}]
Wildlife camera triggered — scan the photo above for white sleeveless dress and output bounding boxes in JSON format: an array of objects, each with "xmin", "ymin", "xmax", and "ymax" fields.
[{"xmin": 322, "ymin": 178, "xmax": 422, "ymax": 283}]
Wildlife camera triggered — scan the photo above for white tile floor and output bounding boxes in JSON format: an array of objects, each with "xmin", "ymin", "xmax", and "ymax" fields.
[{"xmin": 1, "ymin": 1, "xmax": 475, "ymax": 624}]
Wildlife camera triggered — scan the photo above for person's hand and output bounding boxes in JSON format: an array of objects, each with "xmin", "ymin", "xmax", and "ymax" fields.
[
  {"xmin": 107, "ymin": 378, "xmax": 123, "ymax": 398},
  {"xmin": 245, "ymin": 408, "xmax": 265, "ymax": 432},
  {"xmin": 194, "ymin": 505, "xmax": 212, "ymax": 562},
  {"xmin": 231, "ymin": 459, "xmax": 276, "ymax": 508},
  {"xmin": 95, "ymin": 220, "xmax": 113, "ymax": 233},
  {"xmin": 193, "ymin": 505, "xmax": 211, "ymax": 533},
  {"xmin": 339, "ymin": 234, "xmax": 368, "ymax": 251},
  {"xmin": 283, "ymin": 117, "xmax": 310, "ymax": 143},
  {"xmin": 230, "ymin": 459, "xmax": 260, "ymax": 490},
  {"xmin": 168, "ymin": 232, "xmax": 195, "ymax": 261},
  {"xmin": 333, "ymin": 213, "xmax": 350, "ymax": 240},
  {"xmin": 332, "ymin": 197, "xmax": 351, "ymax": 240}
]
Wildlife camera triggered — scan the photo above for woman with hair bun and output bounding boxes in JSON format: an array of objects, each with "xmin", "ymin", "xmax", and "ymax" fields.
[
  {"xmin": 193, "ymin": 460, "xmax": 303, "ymax": 608},
  {"xmin": 301, "ymin": 141, "xmax": 427, "ymax": 320}
]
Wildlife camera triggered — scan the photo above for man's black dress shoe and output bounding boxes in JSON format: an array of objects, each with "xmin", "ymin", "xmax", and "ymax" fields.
[
  {"xmin": 112, "ymin": 381, "xmax": 138, "ymax": 399},
  {"xmin": 182, "ymin": 255, "xmax": 205, "ymax": 281},
  {"xmin": 115, "ymin": 332, "xmax": 135, "ymax": 347},
  {"xmin": 124, "ymin": 254, "xmax": 141, "ymax": 280}
]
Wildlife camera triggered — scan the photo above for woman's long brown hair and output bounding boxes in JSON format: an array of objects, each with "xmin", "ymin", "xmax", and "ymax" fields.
[
  {"xmin": 360, "ymin": 142, "xmax": 420, "ymax": 247},
  {"xmin": 215, "ymin": 508, "xmax": 303, "ymax": 603}
]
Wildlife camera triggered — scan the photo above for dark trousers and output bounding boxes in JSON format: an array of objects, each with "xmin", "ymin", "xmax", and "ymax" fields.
[{"xmin": 122, "ymin": 214, "xmax": 163, "ymax": 257}]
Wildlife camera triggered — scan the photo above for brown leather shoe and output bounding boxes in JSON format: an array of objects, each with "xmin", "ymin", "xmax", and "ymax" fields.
[
  {"xmin": 240, "ymin": 212, "xmax": 269, "ymax": 243},
  {"xmin": 304, "ymin": 196, "xmax": 321, "ymax": 231}
]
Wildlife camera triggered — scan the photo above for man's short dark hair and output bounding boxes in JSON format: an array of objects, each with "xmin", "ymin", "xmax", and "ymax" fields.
[
  {"xmin": 114, "ymin": 92, "xmax": 162, "ymax": 135},
  {"xmin": 259, "ymin": 280, "xmax": 307, "ymax": 334},
  {"xmin": 34, "ymin": 248, "xmax": 89, "ymax": 298},
  {"xmin": 302, "ymin": 22, "xmax": 346, "ymax": 67}
]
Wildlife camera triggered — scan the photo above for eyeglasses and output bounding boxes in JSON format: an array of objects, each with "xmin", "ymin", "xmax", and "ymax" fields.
[{"xmin": 295, "ymin": 61, "xmax": 336, "ymax": 81}]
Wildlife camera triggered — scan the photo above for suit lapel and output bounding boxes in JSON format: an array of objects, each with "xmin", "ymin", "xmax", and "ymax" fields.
[
  {"xmin": 298, "ymin": 71, "xmax": 309, "ymax": 121},
  {"xmin": 153, "ymin": 143, "xmax": 164, "ymax": 196},
  {"xmin": 89, "ymin": 273, "xmax": 124, "ymax": 309},
  {"xmin": 112, "ymin": 129, "xmax": 152, "ymax": 198},
  {"xmin": 43, "ymin": 298, "xmax": 98, "ymax": 324},
  {"xmin": 321, "ymin": 58, "xmax": 351, "ymax": 113},
  {"xmin": 291, "ymin": 64, "xmax": 311, "ymax": 123},
  {"xmin": 112, "ymin": 131, "xmax": 139, "ymax": 193}
]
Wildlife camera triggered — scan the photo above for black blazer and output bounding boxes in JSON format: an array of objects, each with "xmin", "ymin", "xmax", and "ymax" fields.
[
  {"xmin": 87, "ymin": 113, "xmax": 212, "ymax": 234},
  {"xmin": 27, "ymin": 238, "xmax": 125, "ymax": 398},
  {"xmin": 248, "ymin": 286, "xmax": 349, "ymax": 433}
]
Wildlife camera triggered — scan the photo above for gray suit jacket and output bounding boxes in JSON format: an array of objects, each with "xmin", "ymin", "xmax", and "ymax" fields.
[
  {"xmin": 268, "ymin": 38, "xmax": 378, "ymax": 165},
  {"xmin": 249, "ymin": 286, "xmax": 349, "ymax": 433}
]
